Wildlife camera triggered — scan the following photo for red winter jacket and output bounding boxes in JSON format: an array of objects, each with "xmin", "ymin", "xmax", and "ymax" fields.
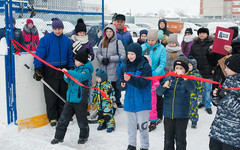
[{"xmin": 22, "ymin": 25, "xmax": 39, "ymax": 51}]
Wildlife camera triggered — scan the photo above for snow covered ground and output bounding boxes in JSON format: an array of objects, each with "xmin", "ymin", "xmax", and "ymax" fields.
[{"xmin": 0, "ymin": 103, "xmax": 216, "ymax": 150}]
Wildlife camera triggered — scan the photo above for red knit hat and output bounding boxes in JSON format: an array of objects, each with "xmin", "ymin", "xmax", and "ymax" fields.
[{"xmin": 26, "ymin": 19, "xmax": 33, "ymax": 25}]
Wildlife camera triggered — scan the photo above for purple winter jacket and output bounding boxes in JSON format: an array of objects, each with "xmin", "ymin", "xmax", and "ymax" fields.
[{"xmin": 181, "ymin": 41, "xmax": 193, "ymax": 57}]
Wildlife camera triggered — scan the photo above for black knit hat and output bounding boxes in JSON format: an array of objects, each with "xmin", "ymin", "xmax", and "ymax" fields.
[
  {"xmin": 127, "ymin": 43, "xmax": 142, "ymax": 59},
  {"xmin": 174, "ymin": 55, "xmax": 189, "ymax": 72},
  {"xmin": 185, "ymin": 28, "xmax": 193, "ymax": 35},
  {"xmin": 188, "ymin": 56, "xmax": 197, "ymax": 70},
  {"xmin": 225, "ymin": 54, "xmax": 240, "ymax": 73},
  {"xmin": 96, "ymin": 68, "xmax": 108, "ymax": 82},
  {"xmin": 228, "ymin": 26, "xmax": 239, "ymax": 40},
  {"xmin": 197, "ymin": 27, "xmax": 209, "ymax": 35},
  {"xmin": 112, "ymin": 13, "xmax": 118, "ymax": 22},
  {"xmin": 75, "ymin": 18, "xmax": 86, "ymax": 33},
  {"xmin": 74, "ymin": 48, "xmax": 90, "ymax": 64},
  {"xmin": 115, "ymin": 14, "xmax": 125, "ymax": 21}
]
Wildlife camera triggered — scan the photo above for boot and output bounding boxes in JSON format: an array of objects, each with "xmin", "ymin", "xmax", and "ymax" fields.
[
  {"xmin": 97, "ymin": 119, "xmax": 106, "ymax": 130},
  {"xmin": 149, "ymin": 122, "xmax": 157, "ymax": 132},
  {"xmin": 198, "ymin": 103, "xmax": 205, "ymax": 109},
  {"xmin": 78, "ymin": 138, "xmax": 88, "ymax": 144},
  {"xmin": 107, "ymin": 127, "xmax": 115, "ymax": 133},
  {"xmin": 191, "ymin": 121, "xmax": 197, "ymax": 128},
  {"xmin": 51, "ymin": 138, "xmax": 63, "ymax": 144},
  {"xmin": 127, "ymin": 145, "xmax": 136, "ymax": 150},
  {"xmin": 117, "ymin": 102, "xmax": 123, "ymax": 108},
  {"xmin": 206, "ymin": 108, "xmax": 212, "ymax": 114}
]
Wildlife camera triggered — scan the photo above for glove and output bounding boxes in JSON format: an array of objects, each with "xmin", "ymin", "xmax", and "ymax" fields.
[
  {"xmin": 33, "ymin": 67, "xmax": 43, "ymax": 81},
  {"xmin": 101, "ymin": 58, "xmax": 109, "ymax": 66},
  {"xmin": 217, "ymin": 89, "xmax": 228, "ymax": 99}
]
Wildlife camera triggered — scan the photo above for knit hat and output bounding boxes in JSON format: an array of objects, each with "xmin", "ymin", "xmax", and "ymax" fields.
[
  {"xmin": 75, "ymin": 18, "xmax": 86, "ymax": 33},
  {"xmin": 197, "ymin": 27, "xmax": 209, "ymax": 35},
  {"xmin": 173, "ymin": 55, "xmax": 189, "ymax": 72},
  {"xmin": 225, "ymin": 54, "xmax": 240, "ymax": 73},
  {"xmin": 96, "ymin": 68, "xmax": 108, "ymax": 82},
  {"xmin": 115, "ymin": 14, "xmax": 125, "ymax": 21},
  {"xmin": 74, "ymin": 48, "xmax": 90, "ymax": 64},
  {"xmin": 52, "ymin": 18, "xmax": 64, "ymax": 29},
  {"xmin": 26, "ymin": 19, "xmax": 33, "ymax": 25},
  {"xmin": 147, "ymin": 29, "xmax": 158, "ymax": 41},
  {"xmin": 140, "ymin": 29, "xmax": 148, "ymax": 36},
  {"xmin": 185, "ymin": 28, "xmax": 193, "ymax": 35},
  {"xmin": 228, "ymin": 26, "xmax": 239, "ymax": 40},
  {"xmin": 127, "ymin": 43, "xmax": 142, "ymax": 59},
  {"xmin": 168, "ymin": 34, "xmax": 178, "ymax": 45},
  {"xmin": 112, "ymin": 13, "xmax": 118, "ymax": 22},
  {"xmin": 188, "ymin": 56, "xmax": 197, "ymax": 70},
  {"xmin": 158, "ymin": 30, "xmax": 164, "ymax": 40}
]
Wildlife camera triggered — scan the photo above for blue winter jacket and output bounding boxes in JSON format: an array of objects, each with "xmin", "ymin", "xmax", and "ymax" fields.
[
  {"xmin": 34, "ymin": 32, "xmax": 73, "ymax": 68},
  {"xmin": 209, "ymin": 74, "xmax": 240, "ymax": 148},
  {"xmin": 141, "ymin": 42, "xmax": 166, "ymax": 76},
  {"xmin": 117, "ymin": 57, "xmax": 152, "ymax": 113},
  {"xmin": 64, "ymin": 61, "xmax": 93, "ymax": 103},
  {"xmin": 156, "ymin": 76, "xmax": 195, "ymax": 119},
  {"xmin": 116, "ymin": 27, "xmax": 133, "ymax": 51}
]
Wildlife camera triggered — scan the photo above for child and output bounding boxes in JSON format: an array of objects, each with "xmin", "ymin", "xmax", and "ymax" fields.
[
  {"xmin": 156, "ymin": 55, "xmax": 195, "ymax": 150},
  {"xmin": 71, "ymin": 18, "xmax": 94, "ymax": 60},
  {"xmin": 51, "ymin": 48, "xmax": 93, "ymax": 145},
  {"xmin": 181, "ymin": 28, "xmax": 194, "ymax": 57},
  {"xmin": 137, "ymin": 29, "xmax": 148, "ymax": 45},
  {"xmin": 210, "ymin": 54, "xmax": 240, "ymax": 150},
  {"xmin": 188, "ymin": 57, "xmax": 203, "ymax": 128},
  {"xmin": 118, "ymin": 43, "xmax": 152, "ymax": 150},
  {"xmin": 92, "ymin": 68, "xmax": 116, "ymax": 133},
  {"xmin": 164, "ymin": 33, "xmax": 183, "ymax": 74}
]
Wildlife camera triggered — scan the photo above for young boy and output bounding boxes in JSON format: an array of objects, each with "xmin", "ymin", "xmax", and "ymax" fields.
[
  {"xmin": 92, "ymin": 68, "xmax": 116, "ymax": 133},
  {"xmin": 210, "ymin": 54, "xmax": 240, "ymax": 150},
  {"xmin": 156, "ymin": 55, "xmax": 195, "ymax": 150},
  {"xmin": 137, "ymin": 29, "xmax": 148, "ymax": 45},
  {"xmin": 118, "ymin": 43, "xmax": 152, "ymax": 150},
  {"xmin": 51, "ymin": 48, "xmax": 93, "ymax": 145},
  {"xmin": 188, "ymin": 57, "xmax": 203, "ymax": 128}
]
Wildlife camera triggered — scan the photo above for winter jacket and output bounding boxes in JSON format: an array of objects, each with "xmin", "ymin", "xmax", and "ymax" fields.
[
  {"xmin": 96, "ymin": 24, "xmax": 126, "ymax": 82},
  {"xmin": 189, "ymin": 36, "xmax": 215, "ymax": 78},
  {"xmin": 142, "ymin": 42, "xmax": 166, "ymax": 76},
  {"xmin": 137, "ymin": 38, "xmax": 145, "ymax": 45},
  {"xmin": 116, "ymin": 26, "xmax": 133, "ymax": 51},
  {"xmin": 71, "ymin": 35, "xmax": 94, "ymax": 61},
  {"xmin": 117, "ymin": 57, "xmax": 152, "ymax": 113},
  {"xmin": 188, "ymin": 69, "xmax": 203, "ymax": 97},
  {"xmin": 92, "ymin": 80, "xmax": 116, "ymax": 112},
  {"xmin": 164, "ymin": 45, "xmax": 183, "ymax": 74},
  {"xmin": 34, "ymin": 32, "xmax": 74, "ymax": 79},
  {"xmin": 64, "ymin": 61, "xmax": 93, "ymax": 103},
  {"xmin": 22, "ymin": 25, "xmax": 39, "ymax": 52},
  {"xmin": 209, "ymin": 74, "xmax": 240, "ymax": 148},
  {"xmin": 156, "ymin": 76, "xmax": 195, "ymax": 119},
  {"xmin": 0, "ymin": 27, "xmax": 26, "ymax": 52},
  {"xmin": 181, "ymin": 41, "xmax": 193, "ymax": 57}
]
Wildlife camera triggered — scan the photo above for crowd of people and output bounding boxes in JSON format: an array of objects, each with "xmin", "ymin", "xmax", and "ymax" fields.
[{"xmin": 0, "ymin": 14, "xmax": 240, "ymax": 150}]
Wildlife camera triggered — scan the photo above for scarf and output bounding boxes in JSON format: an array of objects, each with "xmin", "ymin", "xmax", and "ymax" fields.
[
  {"xmin": 183, "ymin": 35, "xmax": 195, "ymax": 43},
  {"xmin": 71, "ymin": 35, "xmax": 88, "ymax": 54}
]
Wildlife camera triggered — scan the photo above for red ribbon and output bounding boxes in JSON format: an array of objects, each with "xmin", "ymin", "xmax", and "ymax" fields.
[
  {"xmin": 11, "ymin": 39, "xmax": 111, "ymax": 101},
  {"xmin": 126, "ymin": 72, "xmax": 240, "ymax": 91}
]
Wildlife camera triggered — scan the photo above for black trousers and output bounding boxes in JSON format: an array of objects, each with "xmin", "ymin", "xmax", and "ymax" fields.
[
  {"xmin": 54, "ymin": 102, "xmax": 89, "ymax": 140},
  {"xmin": 112, "ymin": 81, "xmax": 121, "ymax": 103},
  {"xmin": 164, "ymin": 117, "xmax": 189, "ymax": 150},
  {"xmin": 209, "ymin": 138, "xmax": 240, "ymax": 150},
  {"xmin": 157, "ymin": 95, "xmax": 164, "ymax": 119},
  {"xmin": 43, "ymin": 78, "xmax": 67, "ymax": 121}
]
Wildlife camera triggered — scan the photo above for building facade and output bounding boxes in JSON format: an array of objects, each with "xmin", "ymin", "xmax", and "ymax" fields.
[{"xmin": 200, "ymin": 0, "xmax": 240, "ymax": 19}]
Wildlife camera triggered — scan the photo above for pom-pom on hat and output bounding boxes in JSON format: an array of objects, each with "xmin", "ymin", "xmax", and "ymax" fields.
[
  {"xmin": 75, "ymin": 18, "xmax": 86, "ymax": 33},
  {"xmin": 96, "ymin": 68, "xmax": 108, "ymax": 82},
  {"xmin": 52, "ymin": 18, "xmax": 64, "ymax": 29},
  {"xmin": 74, "ymin": 48, "xmax": 90, "ymax": 64}
]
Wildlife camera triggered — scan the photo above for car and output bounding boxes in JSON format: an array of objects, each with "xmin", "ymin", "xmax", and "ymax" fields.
[
  {"xmin": 135, "ymin": 23, "xmax": 157, "ymax": 30},
  {"xmin": 125, "ymin": 23, "xmax": 143, "ymax": 37},
  {"xmin": 207, "ymin": 22, "xmax": 239, "ymax": 35}
]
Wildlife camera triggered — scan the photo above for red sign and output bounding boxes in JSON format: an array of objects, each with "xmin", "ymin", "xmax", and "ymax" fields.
[{"xmin": 212, "ymin": 27, "xmax": 234, "ymax": 55}]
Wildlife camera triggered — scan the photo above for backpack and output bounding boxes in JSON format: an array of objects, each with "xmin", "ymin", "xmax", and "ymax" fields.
[{"xmin": 116, "ymin": 40, "xmax": 125, "ymax": 78}]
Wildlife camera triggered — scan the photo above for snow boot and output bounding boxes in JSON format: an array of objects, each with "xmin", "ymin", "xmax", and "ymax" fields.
[
  {"xmin": 116, "ymin": 102, "xmax": 123, "ymax": 108},
  {"xmin": 97, "ymin": 119, "xmax": 107, "ymax": 130},
  {"xmin": 191, "ymin": 121, "xmax": 197, "ymax": 128},
  {"xmin": 149, "ymin": 122, "xmax": 157, "ymax": 132},
  {"xmin": 198, "ymin": 103, "xmax": 205, "ymax": 109},
  {"xmin": 78, "ymin": 138, "xmax": 88, "ymax": 144},
  {"xmin": 51, "ymin": 138, "xmax": 63, "ymax": 144},
  {"xmin": 107, "ymin": 127, "xmax": 115, "ymax": 133},
  {"xmin": 127, "ymin": 145, "xmax": 136, "ymax": 150},
  {"xmin": 206, "ymin": 108, "xmax": 212, "ymax": 114}
]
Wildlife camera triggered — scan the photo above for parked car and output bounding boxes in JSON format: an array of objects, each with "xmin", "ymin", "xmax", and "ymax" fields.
[
  {"xmin": 207, "ymin": 22, "xmax": 239, "ymax": 35},
  {"xmin": 125, "ymin": 23, "xmax": 143, "ymax": 37},
  {"xmin": 135, "ymin": 23, "xmax": 157, "ymax": 30}
]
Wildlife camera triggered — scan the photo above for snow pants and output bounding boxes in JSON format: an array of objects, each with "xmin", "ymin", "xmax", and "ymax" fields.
[
  {"xmin": 54, "ymin": 102, "xmax": 89, "ymax": 140},
  {"xmin": 164, "ymin": 117, "xmax": 189, "ymax": 150},
  {"xmin": 209, "ymin": 138, "xmax": 240, "ymax": 150},
  {"xmin": 43, "ymin": 78, "xmax": 67, "ymax": 122},
  {"xmin": 126, "ymin": 110, "xmax": 149, "ymax": 149},
  {"xmin": 189, "ymin": 93, "xmax": 199, "ymax": 123},
  {"xmin": 149, "ymin": 80, "xmax": 160, "ymax": 122}
]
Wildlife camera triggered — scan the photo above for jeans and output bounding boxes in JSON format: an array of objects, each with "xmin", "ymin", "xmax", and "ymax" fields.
[{"xmin": 201, "ymin": 78, "xmax": 212, "ymax": 109}]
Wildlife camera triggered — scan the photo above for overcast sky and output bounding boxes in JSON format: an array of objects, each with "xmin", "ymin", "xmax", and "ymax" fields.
[{"xmin": 104, "ymin": 0, "xmax": 200, "ymax": 15}]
